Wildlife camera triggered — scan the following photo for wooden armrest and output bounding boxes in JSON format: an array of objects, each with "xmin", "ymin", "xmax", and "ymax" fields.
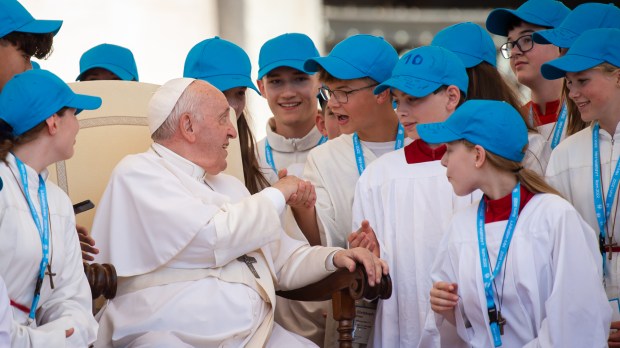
[
  {"xmin": 276, "ymin": 265, "xmax": 392, "ymax": 348},
  {"xmin": 83, "ymin": 262, "xmax": 117, "ymax": 300}
]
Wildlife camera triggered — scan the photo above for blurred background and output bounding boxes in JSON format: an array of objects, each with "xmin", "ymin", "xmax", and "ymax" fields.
[{"xmin": 21, "ymin": 0, "xmax": 587, "ymax": 139}]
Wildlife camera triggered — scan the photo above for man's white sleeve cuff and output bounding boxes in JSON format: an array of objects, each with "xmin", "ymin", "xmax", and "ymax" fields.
[
  {"xmin": 259, "ymin": 187, "xmax": 286, "ymax": 214},
  {"xmin": 325, "ymin": 250, "xmax": 340, "ymax": 272}
]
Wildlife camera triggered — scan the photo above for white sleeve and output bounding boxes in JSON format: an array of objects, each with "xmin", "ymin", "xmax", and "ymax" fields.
[
  {"xmin": 303, "ymin": 151, "xmax": 336, "ymax": 247},
  {"xmin": 12, "ymin": 216, "xmax": 97, "ymax": 347},
  {"xmin": 0, "ymin": 277, "xmax": 10, "ymax": 347},
  {"xmin": 523, "ymin": 205, "xmax": 611, "ymax": 348}
]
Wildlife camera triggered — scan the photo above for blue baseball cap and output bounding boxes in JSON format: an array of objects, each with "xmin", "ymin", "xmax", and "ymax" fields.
[
  {"xmin": 258, "ymin": 33, "xmax": 319, "ymax": 80},
  {"xmin": 184, "ymin": 37, "xmax": 259, "ymax": 94},
  {"xmin": 486, "ymin": 0, "xmax": 570, "ymax": 37},
  {"xmin": 77, "ymin": 44, "xmax": 139, "ymax": 81},
  {"xmin": 417, "ymin": 100, "xmax": 528, "ymax": 162},
  {"xmin": 0, "ymin": 69, "xmax": 102, "ymax": 136},
  {"xmin": 0, "ymin": 0, "xmax": 62, "ymax": 38},
  {"xmin": 374, "ymin": 46, "xmax": 469, "ymax": 98},
  {"xmin": 431, "ymin": 22, "xmax": 497, "ymax": 68},
  {"xmin": 533, "ymin": 3, "xmax": 620, "ymax": 48},
  {"xmin": 542, "ymin": 28, "xmax": 620, "ymax": 80},
  {"xmin": 304, "ymin": 34, "xmax": 398, "ymax": 83}
]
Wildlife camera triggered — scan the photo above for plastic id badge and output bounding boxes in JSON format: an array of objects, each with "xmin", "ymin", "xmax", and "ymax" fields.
[
  {"xmin": 352, "ymin": 299, "xmax": 377, "ymax": 345},
  {"xmin": 610, "ymin": 298, "xmax": 620, "ymax": 323}
]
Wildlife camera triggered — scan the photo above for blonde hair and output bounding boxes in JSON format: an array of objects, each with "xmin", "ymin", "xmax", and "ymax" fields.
[{"xmin": 460, "ymin": 140, "xmax": 562, "ymax": 197}]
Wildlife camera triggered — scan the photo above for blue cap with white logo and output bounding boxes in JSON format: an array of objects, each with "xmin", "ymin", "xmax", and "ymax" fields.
[
  {"xmin": 184, "ymin": 37, "xmax": 259, "ymax": 94},
  {"xmin": 374, "ymin": 46, "xmax": 469, "ymax": 98},
  {"xmin": 304, "ymin": 34, "xmax": 398, "ymax": 83},
  {"xmin": 533, "ymin": 3, "xmax": 620, "ymax": 48},
  {"xmin": 0, "ymin": 0, "xmax": 62, "ymax": 38},
  {"xmin": 418, "ymin": 100, "xmax": 528, "ymax": 162},
  {"xmin": 432, "ymin": 22, "xmax": 497, "ymax": 68},
  {"xmin": 486, "ymin": 0, "xmax": 570, "ymax": 37},
  {"xmin": 258, "ymin": 33, "xmax": 319, "ymax": 80},
  {"xmin": 542, "ymin": 28, "xmax": 620, "ymax": 80},
  {"xmin": 0, "ymin": 69, "xmax": 102, "ymax": 136},
  {"xmin": 77, "ymin": 44, "xmax": 139, "ymax": 81}
]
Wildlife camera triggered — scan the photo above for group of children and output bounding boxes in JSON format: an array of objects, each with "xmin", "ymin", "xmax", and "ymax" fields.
[{"xmin": 1, "ymin": 0, "xmax": 620, "ymax": 346}]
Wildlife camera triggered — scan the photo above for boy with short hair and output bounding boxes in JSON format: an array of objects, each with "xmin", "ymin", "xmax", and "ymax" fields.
[
  {"xmin": 296, "ymin": 34, "xmax": 402, "ymax": 250},
  {"xmin": 0, "ymin": 0, "xmax": 62, "ymax": 92},
  {"xmin": 256, "ymin": 33, "xmax": 325, "ymax": 184}
]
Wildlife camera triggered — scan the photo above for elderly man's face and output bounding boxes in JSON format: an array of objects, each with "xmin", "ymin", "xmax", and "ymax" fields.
[{"xmin": 192, "ymin": 83, "xmax": 238, "ymax": 174}]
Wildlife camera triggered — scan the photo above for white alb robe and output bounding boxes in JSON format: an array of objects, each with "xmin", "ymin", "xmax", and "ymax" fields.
[
  {"xmin": 0, "ymin": 154, "xmax": 97, "ymax": 347},
  {"xmin": 425, "ymin": 194, "xmax": 610, "ymax": 347},
  {"xmin": 353, "ymin": 148, "xmax": 477, "ymax": 348},
  {"xmin": 0, "ymin": 276, "xmax": 11, "ymax": 347},
  {"xmin": 525, "ymin": 132, "xmax": 550, "ymax": 176},
  {"xmin": 257, "ymin": 117, "xmax": 325, "ymax": 184},
  {"xmin": 92, "ymin": 143, "xmax": 341, "ymax": 347},
  {"xmin": 546, "ymin": 123, "xmax": 620, "ymax": 299}
]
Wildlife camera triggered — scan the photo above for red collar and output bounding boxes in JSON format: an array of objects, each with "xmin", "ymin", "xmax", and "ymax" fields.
[
  {"xmin": 405, "ymin": 139, "xmax": 447, "ymax": 164},
  {"xmin": 523, "ymin": 100, "xmax": 561, "ymax": 126},
  {"xmin": 483, "ymin": 185, "xmax": 535, "ymax": 223}
]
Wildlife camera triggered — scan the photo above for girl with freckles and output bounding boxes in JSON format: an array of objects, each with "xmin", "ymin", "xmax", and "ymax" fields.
[
  {"xmin": 420, "ymin": 100, "xmax": 610, "ymax": 347},
  {"xmin": 543, "ymin": 28, "xmax": 620, "ymax": 346}
]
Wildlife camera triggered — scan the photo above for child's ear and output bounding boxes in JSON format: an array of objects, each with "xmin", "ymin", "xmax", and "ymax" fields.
[
  {"xmin": 445, "ymin": 85, "xmax": 461, "ymax": 112},
  {"xmin": 45, "ymin": 115, "xmax": 59, "ymax": 135},
  {"xmin": 376, "ymin": 88, "xmax": 391, "ymax": 104}
]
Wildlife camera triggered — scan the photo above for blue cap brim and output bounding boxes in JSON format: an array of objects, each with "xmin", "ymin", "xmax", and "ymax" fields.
[
  {"xmin": 416, "ymin": 122, "xmax": 462, "ymax": 145},
  {"xmin": 17, "ymin": 19, "xmax": 62, "ymax": 36},
  {"xmin": 66, "ymin": 94, "xmax": 102, "ymax": 115},
  {"xmin": 374, "ymin": 76, "xmax": 441, "ymax": 98},
  {"xmin": 257, "ymin": 60, "xmax": 312, "ymax": 80},
  {"xmin": 532, "ymin": 28, "xmax": 574, "ymax": 48},
  {"xmin": 203, "ymin": 75, "xmax": 260, "ymax": 95},
  {"xmin": 541, "ymin": 55, "xmax": 604, "ymax": 80},
  {"xmin": 304, "ymin": 56, "xmax": 367, "ymax": 80},
  {"xmin": 77, "ymin": 63, "xmax": 135, "ymax": 81}
]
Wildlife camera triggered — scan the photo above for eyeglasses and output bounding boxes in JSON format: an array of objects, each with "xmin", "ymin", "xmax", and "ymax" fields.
[
  {"xmin": 500, "ymin": 34, "xmax": 535, "ymax": 59},
  {"xmin": 318, "ymin": 83, "xmax": 379, "ymax": 104}
]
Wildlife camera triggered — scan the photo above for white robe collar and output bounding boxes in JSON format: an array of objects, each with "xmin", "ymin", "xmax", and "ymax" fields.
[
  {"xmin": 151, "ymin": 143, "xmax": 205, "ymax": 181},
  {"xmin": 264, "ymin": 117, "xmax": 323, "ymax": 153}
]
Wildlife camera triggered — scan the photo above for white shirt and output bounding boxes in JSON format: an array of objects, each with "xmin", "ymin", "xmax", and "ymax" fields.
[
  {"xmin": 426, "ymin": 194, "xmax": 610, "ymax": 347},
  {"xmin": 92, "ymin": 143, "xmax": 340, "ymax": 347},
  {"xmin": 257, "ymin": 118, "xmax": 325, "ymax": 184},
  {"xmin": 353, "ymin": 147, "xmax": 477, "ymax": 348},
  {"xmin": 0, "ymin": 154, "xmax": 97, "ymax": 347},
  {"xmin": 0, "ymin": 276, "xmax": 10, "ymax": 347}
]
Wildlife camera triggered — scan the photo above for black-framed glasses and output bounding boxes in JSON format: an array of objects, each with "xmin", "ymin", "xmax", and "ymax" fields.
[
  {"xmin": 318, "ymin": 83, "xmax": 379, "ymax": 104},
  {"xmin": 500, "ymin": 34, "xmax": 535, "ymax": 59}
]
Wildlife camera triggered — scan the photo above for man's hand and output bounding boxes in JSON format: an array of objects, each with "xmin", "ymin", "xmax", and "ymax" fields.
[
  {"xmin": 77, "ymin": 225, "xmax": 99, "ymax": 262},
  {"xmin": 348, "ymin": 220, "xmax": 380, "ymax": 257},
  {"xmin": 609, "ymin": 321, "xmax": 620, "ymax": 347},
  {"xmin": 273, "ymin": 169, "xmax": 316, "ymax": 208},
  {"xmin": 333, "ymin": 247, "xmax": 388, "ymax": 287}
]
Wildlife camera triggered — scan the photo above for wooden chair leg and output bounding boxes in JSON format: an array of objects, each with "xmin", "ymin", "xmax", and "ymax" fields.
[{"xmin": 333, "ymin": 288, "xmax": 356, "ymax": 348}]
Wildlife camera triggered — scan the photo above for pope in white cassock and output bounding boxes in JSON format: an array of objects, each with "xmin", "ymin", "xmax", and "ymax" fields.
[{"xmin": 91, "ymin": 78, "xmax": 388, "ymax": 348}]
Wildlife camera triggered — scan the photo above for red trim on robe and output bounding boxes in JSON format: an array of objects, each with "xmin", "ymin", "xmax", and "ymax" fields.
[
  {"xmin": 10, "ymin": 299, "xmax": 30, "ymax": 314},
  {"xmin": 405, "ymin": 139, "xmax": 447, "ymax": 164},
  {"xmin": 483, "ymin": 185, "xmax": 535, "ymax": 223},
  {"xmin": 523, "ymin": 100, "xmax": 561, "ymax": 126}
]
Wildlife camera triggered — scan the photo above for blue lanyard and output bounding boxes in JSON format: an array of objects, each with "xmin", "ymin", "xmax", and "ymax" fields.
[
  {"xmin": 13, "ymin": 155, "xmax": 50, "ymax": 323},
  {"xmin": 528, "ymin": 102, "xmax": 567, "ymax": 150},
  {"xmin": 476, "ymin": 182, "xmax": 521, "ymax": 347},
  {"xmin": 264, "ymin": 136, "xmax": 328, "ymax": 174},
  {"xmin": 592, "ymin": 123, "xmax": 620, "ymax": 268},
  {"xmin": 352, "ymin": 123, "xmax": 405, "ymax": 176}
]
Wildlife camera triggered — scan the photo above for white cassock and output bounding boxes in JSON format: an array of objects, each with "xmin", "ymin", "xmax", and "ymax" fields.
[
  {"xmin": 352, "ymin": 145, "xmax": 478, "ymax": 348},
  {"xmin": 304, "ymin": 134, "xmax": 410, "ymax": 249},
  {"xmin": 92, "ymin": 143, "xmax": 341, "ymax": 348},
  {"xmin": 255, "ymin": 118, "xmax": 329, "ymax": 346},
  {"xmin": 0, "ymin": 276, "xmax": 11, "ymax": 347},
  {"xmin": 257, "ymin": 118, "xmax": 325, "ymax": 184},
  {"xmin": 0, "ymin": 154, "xmax": 97, "ymax": 347},
  {"xmin": 525, "ymin": 132, "xmax": 550, "ymax": 176},
  {"xmin": 546, "ymin": 124, "xmax": 620, "ymax": 299},
  {"xmin": 426, "ymin": 193, "xmax": 610, "ymax": 347}
]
